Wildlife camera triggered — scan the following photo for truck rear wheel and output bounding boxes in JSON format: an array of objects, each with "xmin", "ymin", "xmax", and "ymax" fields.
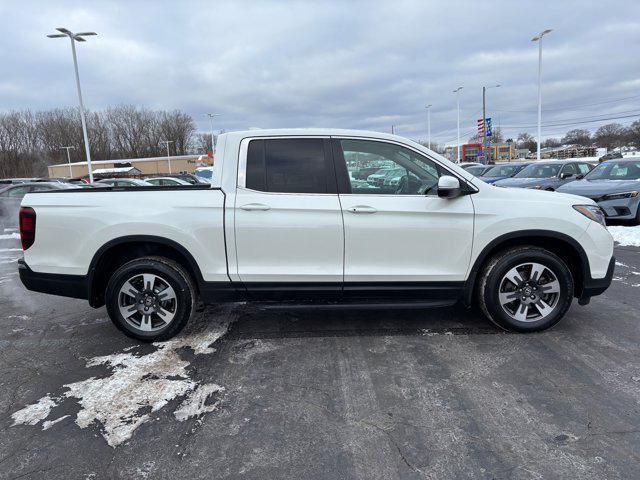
[
  {"xmin": 478, "ymin": 247, "xmax": 574, "ymax": 332},
  {"xmin": 105, "ymin": 256, "xmax": 196, "ymax": 342}
]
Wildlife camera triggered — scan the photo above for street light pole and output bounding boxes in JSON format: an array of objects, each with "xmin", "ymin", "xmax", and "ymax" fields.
[
  {"xmin": 47, "ymin": 28, "xmax": 97, "ymax": 182},
  {"xmin": 62, "ymin": 146, "xmax": 75, "ymax": 177},
  {"xmin": 160, "ymin": 140, "xmax": 174, "ymax": 174},
  {"xmin": 425, "ymin": 104, "xmax": 432, "ymax": 149},
  {"xmin": 204, "ymin": 113, "xmax": 221, "ymax": 156},
  {"xmin": 532, "ymin": 29, "xmax": 552, "ymax": 161},
  {"xmin": 453, "ymin": 87, "xmax": 463, "ymax": 162}
]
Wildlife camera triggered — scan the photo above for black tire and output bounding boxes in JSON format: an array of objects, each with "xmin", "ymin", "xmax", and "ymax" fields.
[
  {"xmin": 105, "ymin": 256, "xmax": 196, "ymax": 342},
  {"xmin": 478, "ymin": 246, "xmax": 574, "ymax": 332}
]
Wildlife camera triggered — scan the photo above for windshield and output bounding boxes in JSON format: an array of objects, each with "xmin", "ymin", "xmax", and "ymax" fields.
[
  {"xmin": 195, "ymin": 169, "xmax": 213, "ymax": 179},
  {"xmin": 586, "ymin": 161, "xmax": 640, "ymax": 180},
  {"xmin": 515, "ymin": 163, "xmax": 561, "ymax": 178},
  {"xmin": 466, "ymin": 165, "xmax": 488, "ymax": 176},
  {"xmin": 484, "ymin": 164, "xmax": 519, "ymax": 178}
]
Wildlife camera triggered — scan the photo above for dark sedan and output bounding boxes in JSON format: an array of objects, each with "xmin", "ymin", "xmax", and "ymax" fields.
[
  {"xmin": 465, "ymin": 165, "xmax": 493, "ymax": 177},
  {"xmin": 494, "ymin": 160, "xmax": 594, "ymax": 191},
  {"xmin": 478, "ymin": 162, "xmax": 532, "ymax": 184},
  {"xmin": 0, "ymin": 182, "xmax": 78, "ymax": 230},
  {"xmin": 557, "ymin": 158, "xmax": 640, "ymax": 224}
]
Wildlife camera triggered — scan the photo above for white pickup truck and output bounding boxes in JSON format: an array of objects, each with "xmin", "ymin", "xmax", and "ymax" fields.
[{"xmin": 18, "ymin": 129, "xmax": 615, "ymax": 341}]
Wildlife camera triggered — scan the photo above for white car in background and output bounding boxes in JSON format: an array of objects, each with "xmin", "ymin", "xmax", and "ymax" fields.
[
  {"xmin": 95, "ymin": 178, "xmax": 153, "ymax": 187},
  {"xmin": 146, "ymin": 177, "xmax": 191, "ymax": 186}
]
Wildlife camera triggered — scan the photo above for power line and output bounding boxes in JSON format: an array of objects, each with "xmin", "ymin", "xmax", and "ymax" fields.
[
  {"xmin": 500, "ymin": 112, "xmax": 640, "ymax": 130},
  {"xmin": 493, "ymin": 94, "xmax": 640, "ymax": 114}
]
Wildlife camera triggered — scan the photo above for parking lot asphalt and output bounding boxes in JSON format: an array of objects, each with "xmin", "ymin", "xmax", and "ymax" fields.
[{"xmin": 1, "ymin": 238, "xmax": 639, "ymax": 480}]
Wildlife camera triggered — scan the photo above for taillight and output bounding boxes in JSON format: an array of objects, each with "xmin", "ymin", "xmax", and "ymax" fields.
[{"xmin": 19, "ymin": 207, "xmax": 36, "ymax": 251}]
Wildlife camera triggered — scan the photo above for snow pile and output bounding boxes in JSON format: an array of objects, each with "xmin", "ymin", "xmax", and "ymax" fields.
[
  {"xmin": 608, "ymin": 226, "xmax": 640, "ymax": 247},
  {"xmin": 11, "ymin": 315, "xmax": 232, "ymax": 447}
]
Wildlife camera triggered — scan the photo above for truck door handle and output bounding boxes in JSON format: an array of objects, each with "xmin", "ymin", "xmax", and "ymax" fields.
[
  {"xmin": 347, "ymin": 206, "xmax": 377, "ymax": 214},
  {"xmin": 240, "ymin": 203, "xmax": 271, "ymax": 211}
]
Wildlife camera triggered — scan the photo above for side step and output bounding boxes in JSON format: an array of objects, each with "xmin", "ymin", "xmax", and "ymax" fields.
[{"xmin": 255, "ymin": 299, "xmax": 457, "ymax": 310}]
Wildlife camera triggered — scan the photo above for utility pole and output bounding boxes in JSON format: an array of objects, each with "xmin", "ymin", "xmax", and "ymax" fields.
[
  {"xmin": 532, "ymin": 29, "xmax": 552, "ymax": 161},
  {"xmin": 425, "ymin": 104, "xmax": 432, "ymax": 149},
  {"xmin": 47, "ymin": 28, "xmax": 97, "ymax": 182},
  {"xmin": 391, "ymin": 125, "xmax": 395, "ymax": 135},
  {"xmin": 204, "ymin": 113, "xmax": 221, "ymax": 157},
  {"xmin": 160, "ymin": 140, "xmax": 174, "ymax": 174},
  {"xmin": 482, "ymin": 84, "xmax": 500, "ymax": 164},
  {"xmin": 453, "ymin": 87, "xmax": 463, "ymax": 162},
  {"xmin": 62, "ymin": 146, "xmax": 75, "ymax": 177}
]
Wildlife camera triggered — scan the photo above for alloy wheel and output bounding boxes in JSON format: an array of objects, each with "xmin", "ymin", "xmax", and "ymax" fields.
[
  {"xmin": 118, "ymin": 273, "xmax": 177, "ymax": 332},
  {"xmin": 498, "ymin": 262, "xmax": 561, "ymax": 322}
]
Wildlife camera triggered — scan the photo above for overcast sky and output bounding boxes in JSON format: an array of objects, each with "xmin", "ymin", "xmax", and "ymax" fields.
[{"xmin": 1, "ymin": 0, "xmax": 640, "ymax": 146}]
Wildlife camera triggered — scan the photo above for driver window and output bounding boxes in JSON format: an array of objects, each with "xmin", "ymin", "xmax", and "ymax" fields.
[
  {"xmin": 340, "ymin": 139, "xmax": 440, "ymax": 195},
  {"xmin": 561, "ymin": 164, "xmax": 577, "ymax": 175}
]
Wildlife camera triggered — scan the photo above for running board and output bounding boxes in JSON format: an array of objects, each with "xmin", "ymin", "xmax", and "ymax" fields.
[{"xmin": 255, "ymin": 299, "xmax": 457, "ymax": 310}]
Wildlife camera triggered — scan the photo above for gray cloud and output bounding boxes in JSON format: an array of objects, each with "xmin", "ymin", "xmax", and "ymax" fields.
[{"xmin": 1, "ymin": 0, "xmax": 640, "ymax": 145}]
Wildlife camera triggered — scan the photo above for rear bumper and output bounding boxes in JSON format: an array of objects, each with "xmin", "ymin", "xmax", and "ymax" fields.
[
  {"xmin": 18, "ymin": 259, "xmax": 88, "ymax": 300},
  {"xmin": 581, "ymin": 255, "xmax": 615, "ymax": 299}
]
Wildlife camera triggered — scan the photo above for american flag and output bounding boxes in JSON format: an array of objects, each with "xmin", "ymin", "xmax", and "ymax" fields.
[{"xmin": 477, "ymin": 118, "xmax": 485, "ymax": 136}]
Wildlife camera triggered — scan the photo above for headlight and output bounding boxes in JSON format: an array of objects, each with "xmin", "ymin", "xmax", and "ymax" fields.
[
  {"xmin": 602, "ymin": 191, "xmax": 638, "ymax": 200},
  {"xmin": 528, "ymin": 185, "xmax": 542, "ymax": 189},
  {"xmin": 573, "ymin": 204, "xmax": 606, "ymax": 227}
]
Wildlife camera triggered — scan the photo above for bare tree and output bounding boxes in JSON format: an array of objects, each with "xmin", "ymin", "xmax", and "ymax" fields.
[{"xmin": 562, "ymin": 129, "xmax": 591, "ymax": 147}]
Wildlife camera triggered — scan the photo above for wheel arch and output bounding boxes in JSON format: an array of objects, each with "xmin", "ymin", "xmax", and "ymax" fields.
[
  {"xmin": 462, "ymin": 229, "xmax": 590, "ymax": 306},
  {"xmin": 87, "ymin": 235, "xmax": 204, "ymax": 307}
]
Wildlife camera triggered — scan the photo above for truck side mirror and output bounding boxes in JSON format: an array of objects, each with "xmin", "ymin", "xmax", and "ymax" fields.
[{"xmin": 437, "ymin": 175, "xmax": 461, "ymax": 198}]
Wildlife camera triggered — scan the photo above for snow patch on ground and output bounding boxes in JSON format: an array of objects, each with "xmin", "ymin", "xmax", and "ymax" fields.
[
  {"xmin": 0, "ymin": 233, "xmax": 19, "ymax": 239},
  {"xmin": 42, "ymin": 415, "xmax": 70, "ymax": 430},
  {"xmin": 609, "ymin": 225, "xmax": 640, "ymax": 247},
  {"xmin": 11, "ymin": 394, "xmax": 57, "ymax": 426},
  {"xmin": 11, "ymin": 315, "xmax": 232, "ymax": 447}
]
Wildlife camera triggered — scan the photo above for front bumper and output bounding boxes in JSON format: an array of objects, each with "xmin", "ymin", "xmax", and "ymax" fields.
[
  {"xmin": 18, "ymin": 259, "xmax": 88, "ymax": 300},
  {"xmin": 597, "ymin": 197, "xmax": 639, "ymax": 220}
]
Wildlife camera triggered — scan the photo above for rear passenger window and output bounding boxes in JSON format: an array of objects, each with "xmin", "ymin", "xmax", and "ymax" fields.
[
  {"xmin": 577, "ymin": 163, "xmax": 592, "ymax": 175},
  {"xmin": 245, "ymin": 139, "xmax": 329, "ymax": 193}
]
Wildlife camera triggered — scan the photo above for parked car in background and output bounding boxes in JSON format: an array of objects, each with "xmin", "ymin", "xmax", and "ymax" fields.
[
  {"xmin": 366, "ymin": 168, "xmax": 393, "ymax": 186},
  {"xmin": 352, "ymin": 166, "xmax": 383, "ymax": 180},
  {"xmin": 599, "ymin": 151, "xmax": 623, "ymax": 163},
  {"xmin": 478, "ymin": 162, "xmax": 532, "ymax": 184},
  {"xmin": 494, "ymin": 160, "xmax": 594, "ymax": 191},
  {"xmin": 194, "ymin": 166, "xmax": 214, "ymax": 183},
  {"xmin": 0, "ymin": 178, "xmax": 39, "ymax": 185},
  {"xmin": 557, "ymin": 158, "xmax": 640, "ymax": 224},
  {"xmin": 1, "ymin": 182, "xmax": 78, "ymax": 229},
  {"xmin": 458, "ymin": 162, "xmax": 484, "ymax": 170},
  {"xmin": 464, "ymin": 165, "xmax": 493, "ymax": 177},
  {"xmin": 95, "ymin": 178, "xmax": 153, "ymax": 187},
  {"xmin": 163, "ymin": 173, "xmax": 209, "ymax": 185},
  {"xmin": 19, "ymin": 129, "xmax": 613, "ymax": 341},
  {"xmin": 146, "ymin": 177, "xmax": 191, "ymax": 186}
]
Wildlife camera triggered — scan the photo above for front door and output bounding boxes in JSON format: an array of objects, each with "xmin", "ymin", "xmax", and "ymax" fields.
[
  {"xmin": 334, "ymin": 138, "xmax": 475, "ymax": 293},
  {"xmin": 233, "ymin": 137, "xmax": 344, "ymax": 296}
]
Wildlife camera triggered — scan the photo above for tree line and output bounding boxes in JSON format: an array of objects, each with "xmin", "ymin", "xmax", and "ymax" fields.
[
  {"xmin": 514, "ymin": 121, "xmax": 640, "ymax": 153},
  {"xmin": 0, "ymin": 105, "xmax": 199, "ymax": 178}
]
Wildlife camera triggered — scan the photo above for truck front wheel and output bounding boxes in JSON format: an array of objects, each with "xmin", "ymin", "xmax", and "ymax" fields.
[
  {"xmin": 105, "ymin": 256, "xmax": 196, "ymax": 341},
  {"xmin": 478, "ymin": 247, "xmax": 574, "ymax": 332}
]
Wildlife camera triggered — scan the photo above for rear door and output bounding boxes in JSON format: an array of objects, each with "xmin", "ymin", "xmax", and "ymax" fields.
[
  {"xmin": 333, "ymin": 138, "xmax": 474, "ymax": 293},
  {"xmin": 233, "ymin": 137, "xmax": 344, "ymax": 295}
]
